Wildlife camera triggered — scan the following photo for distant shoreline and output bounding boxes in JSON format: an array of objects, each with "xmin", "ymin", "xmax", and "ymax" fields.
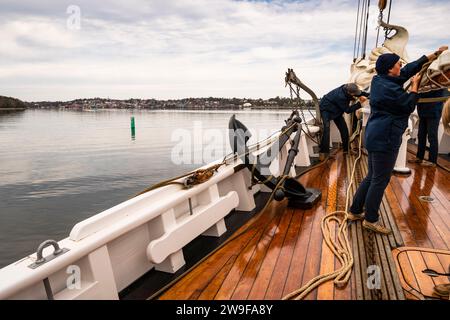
[
  {"xmin": 28, "ymin": 97, "xmax": 316, "ymax": 111},
  {"xmin": 0, "ymin": 108, "xmax": 26, "ymax": 111},
  {"xmin": 30, "ymin": 106, "xmax": 303, "ymax": 110}
]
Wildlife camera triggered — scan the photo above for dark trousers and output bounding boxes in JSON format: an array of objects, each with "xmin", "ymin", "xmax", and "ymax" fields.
[
  {"xmin": 349, "ymin": 151, "xmax": 398, "ymax": 223},
  {"xmin": 319, "ymin": 114, "xmax": 349, "ymax": 153},
  {"xmin": 416, "ymin": 117, "xmax": 440, "ymax": 163}
]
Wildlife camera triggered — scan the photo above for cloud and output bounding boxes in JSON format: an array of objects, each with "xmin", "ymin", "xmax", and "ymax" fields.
[{"xmin": 0, "ymin": 0, "xmax": 449, "ymax": 101}]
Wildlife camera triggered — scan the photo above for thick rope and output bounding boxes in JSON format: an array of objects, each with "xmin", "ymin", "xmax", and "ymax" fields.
[
  {"xmin": 353, "ymin": 0, "xmax": 362, "ymax": 61},
  {"xmin": 283, "ymin": 120, "xmax": 364, "ymax": 300}
]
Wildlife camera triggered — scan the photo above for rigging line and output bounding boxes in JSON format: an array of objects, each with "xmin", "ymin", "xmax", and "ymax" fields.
[
  {"xmin": 386, "ymin": 0, "xmax": 392, "ymax": 24},
  {"xmin": 295, "ymin": 84, "xmax": 314, "ymax": 122},
  {"xmin": 287, "ymin": 82, "xmax": 320, "ymax": 144},
  {"xmin": 385, "ymin": 0, "xmax": 392, "ymax": 40},
  {"xmin": 375, "ymin": 8, "xmax": 383, "ymax": 47},
  {"xmin": 299, "ymin": 85, "xmax": 317, "ymax": 123},
  {"xmin": 360, "ymin": 0, "xmax": 367, "ymax": 59},
  {"xmin": 353, "ymin": 0, "xmax": 362, "ymax": 61},
  {"xmin": 356, "ymin": 0, "xmax": 366, "ymax": 59},
  {"xmin": 362, "ymin": 0, "xmax": 371, "ymax": 59},
  {"xmin": 287, "ymin": 82, "xmax": 317, "ymax": 123}
]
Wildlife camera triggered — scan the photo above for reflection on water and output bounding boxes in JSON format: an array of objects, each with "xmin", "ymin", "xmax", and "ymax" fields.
[{"xmin": 0, "ymin": 109, "xmax": 295, "ymax": 268}]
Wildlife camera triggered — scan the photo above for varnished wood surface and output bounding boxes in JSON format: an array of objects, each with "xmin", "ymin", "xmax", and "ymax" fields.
[
  {"xmin": 392, "ymin": 247, "xmax": 450, "ymax": 300},
  {"xmin": 158, "ymin": 150, "xmax": 449, "ymax": 300}
]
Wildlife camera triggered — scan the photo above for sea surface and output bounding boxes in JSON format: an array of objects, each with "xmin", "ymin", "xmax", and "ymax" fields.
[{"xmin": 0, "ymin": 108, "xmax": 300, "ymax": 268}]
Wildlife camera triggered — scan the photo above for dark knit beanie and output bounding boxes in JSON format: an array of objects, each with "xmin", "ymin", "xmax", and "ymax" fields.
[
  {"xmin": 375, "ymin": 53, "xmax": 400, "ymax": 75},
  {"xmin": 344, "ymin": 83, "xmax": 362, "ymax": 97}
]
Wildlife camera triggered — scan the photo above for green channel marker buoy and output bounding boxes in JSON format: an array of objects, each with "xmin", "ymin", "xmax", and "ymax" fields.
[{"xmin": 131, "ymin": 116, "xmax": 136, "ymax": 139}]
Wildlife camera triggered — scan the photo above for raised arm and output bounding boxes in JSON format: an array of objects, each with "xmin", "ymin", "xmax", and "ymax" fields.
[
  {"xmin": 400, "ymin": 45, "xmax": 448, "ymax": 80},
  {"xmin": 426, "ymin": 45, "xmax": 448, "ymax": 61}
]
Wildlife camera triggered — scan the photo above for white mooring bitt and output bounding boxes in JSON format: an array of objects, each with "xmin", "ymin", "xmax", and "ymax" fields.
[{"xmin": 394, "ymin": 119, "xmax": 412, "ymax": 174}]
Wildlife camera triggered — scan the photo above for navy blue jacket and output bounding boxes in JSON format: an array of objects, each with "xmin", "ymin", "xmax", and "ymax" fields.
[
  {"xmin": 364, "ymin": 55, "xmax": 429, "ymax": 153},
  {"xmin": 319, "ymin": 85, "xmax": 362, "ymax": 121},
  {"xmin": 417, "ymin": 88, "xmax": 449, "ymax": 118}
]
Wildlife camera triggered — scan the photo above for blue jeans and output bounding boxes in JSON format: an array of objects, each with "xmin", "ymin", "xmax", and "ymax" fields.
[
  {"xmin": 349, "ymin": 151, "xmax": 398, "ymax": 223},
  {"xmin": 416, "ymin": 117, "xmax": 440, "ymax": 163},
  {"xmin": 319, "ymin": 114, "xmax": 349, "ymax": 153}
]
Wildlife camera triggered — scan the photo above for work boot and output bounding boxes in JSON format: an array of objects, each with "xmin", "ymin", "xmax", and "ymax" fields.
[
  {"xmin": 433, "ymin": 283, "xmax": 450, "ymax": 298},
  {"xmin": 363, "ymin": 220, "xmax": 392, "ymax": 235},
  {"xmin": 421, "ymin": 160, "xmax": 436, "ymax": 167},
  {"xmin": 347, "ymin": 212, "xmax": 365, "ymax": 221}
]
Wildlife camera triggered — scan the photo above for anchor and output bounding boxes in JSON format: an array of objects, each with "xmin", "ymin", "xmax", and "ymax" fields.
[{"xmin": 228, "ymin": 111, "xmax": 321, "ymax": 209}]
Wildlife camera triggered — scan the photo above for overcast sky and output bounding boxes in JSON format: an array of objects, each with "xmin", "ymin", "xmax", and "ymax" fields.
[{"xmin": 1, "ymin": 0, "xmax": 449, "ymax": 102}]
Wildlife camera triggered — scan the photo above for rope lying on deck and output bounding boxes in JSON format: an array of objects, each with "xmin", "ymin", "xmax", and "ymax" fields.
[{"xmin": 283, "ymin": 121, "xmax": 364, "ymax": 300}]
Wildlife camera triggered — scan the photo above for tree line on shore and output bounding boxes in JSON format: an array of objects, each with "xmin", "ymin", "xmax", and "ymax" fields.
[
  {"xmin": 0, "ymin": 96, "xmax": 30, "ymax": 109},
  {"xmin": 1, "ymin": 96, "xmax": 317, "ymax": 110}
]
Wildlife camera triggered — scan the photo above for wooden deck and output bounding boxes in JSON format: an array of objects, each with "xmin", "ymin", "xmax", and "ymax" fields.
[
  {"xmin": 157, "ymin": 150, "xmax": 450, "ymax": 300},
  {"xmin": 393, "ymin": 247, "xmax": 450, "ymax": 300}
]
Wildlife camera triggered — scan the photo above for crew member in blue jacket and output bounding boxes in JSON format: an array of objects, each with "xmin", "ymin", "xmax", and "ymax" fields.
[
  {"xmin": 347, "ymin": 46, "xmax": 448, "ymax": 234},
  {"xmin": 319, "ymin": 83, "xmax": 367, "ymax": 158},
  {"xmin": 409, "ymin": 88, "xmax": 449, "ymax": 166}
]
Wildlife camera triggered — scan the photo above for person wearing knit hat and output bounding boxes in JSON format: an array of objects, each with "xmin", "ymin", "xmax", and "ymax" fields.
[
  {"xmin": 318, "ymin": 83, "xmax": 368, "ymax": 159},
  {"xmin": 347, "ymin": 46, "xmax": 448, "ymax": 235},
  {"xmin": 375, "ymin": 53, "xmax": 401, "ymax": 75}
]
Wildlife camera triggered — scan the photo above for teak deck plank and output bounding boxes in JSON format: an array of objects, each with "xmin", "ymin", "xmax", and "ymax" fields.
[
  {"xmin": 333, "ymin": 154, "xmax": 352, "ymax": 300},
  {"xmin": 350, "ymin": 153, "xmax": 372, "ymax": 300},
  {"xmin": 359, "ymin": 155, "xmax": 405, "ymax": 300},
  {"xmin": 231, "ymin": 207, "xmax": 293, "ymax": 299},
  {"xmin": 398, "ymin": 248, "xmax": 450, "ymax": 299},
  {"xmin": 262, "ymin": 208, "xmax": 303, "ymax": 299},
  {"xmin": 395, "ymin": 176, "xmax": 448, "ymax": 250},
  {"xmin": 393, "ymin": 249, "xmax": 424, "ymax": 300},
  {"xmin": 280, "ymin": 166, "xmax": 327, "ymax": 298},
  {"xmin": 400, "ymin": 164, "xmax": 450, "ymax": 248},
  {"xmin": 317, "ymin": 158, "xmax": 339, "ymax": 300},
  {"xmin": 420, "ymin": 251, "xmax": 449, "ymax": 288},
  {"xmin": 244, "ymin": 208, "xmax": 294, "ymax": 300},
  {"xmin": 196, "ymin": 254, "xmax": 238, "ymax": 300},
  {"xmin": 214, "ymin": 208, "xmax": 284, "ymax": 299},
  {"xmin": 298, "ymin": 164, "xmax": 331, "ymax": 300},
  {"xmin": 158, "ymin": 150, "xmax": 449, "ymax": 300}
]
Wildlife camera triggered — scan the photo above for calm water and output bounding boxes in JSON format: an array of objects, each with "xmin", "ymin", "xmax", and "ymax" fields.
[{"xmin": 0, "ymin": 109, "xmax": 293, "ymax": 268}]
